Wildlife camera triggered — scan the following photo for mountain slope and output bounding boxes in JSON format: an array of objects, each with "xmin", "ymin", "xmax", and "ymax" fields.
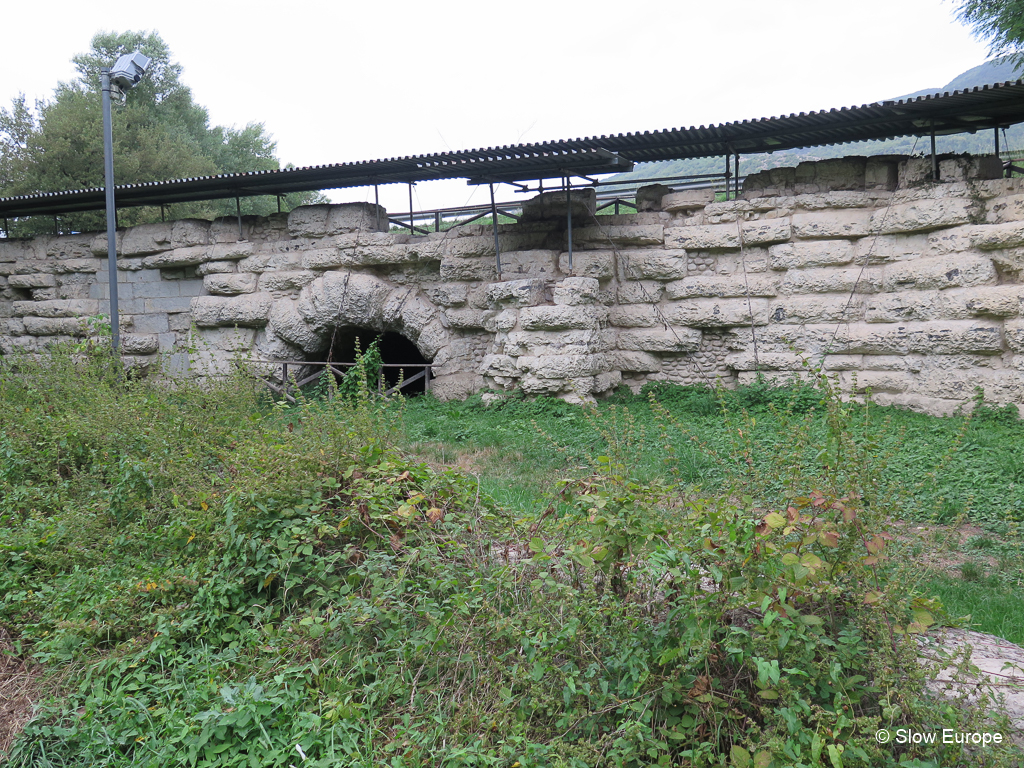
[{"xmin": 607, "ymin": 58, "xmax": 1024, "ymax": 188}]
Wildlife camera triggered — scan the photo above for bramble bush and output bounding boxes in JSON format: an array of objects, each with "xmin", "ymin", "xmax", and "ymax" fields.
[{"xmin": 0, "ymin": 346, "xmax": 1019, "ymax": 766}]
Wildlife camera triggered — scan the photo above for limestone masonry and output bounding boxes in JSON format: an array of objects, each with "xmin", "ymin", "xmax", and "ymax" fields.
[{"xmin": 2, "ymin": 154, "xmax": 1024, "ymax": 415}]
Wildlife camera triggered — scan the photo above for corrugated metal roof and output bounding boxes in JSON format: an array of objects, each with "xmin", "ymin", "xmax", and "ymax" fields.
[{"xmin": 3, "ymin": 79, "xmax": 1024, "ymax": 219}]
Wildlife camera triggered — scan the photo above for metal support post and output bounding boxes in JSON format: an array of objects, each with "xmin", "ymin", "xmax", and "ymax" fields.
[
  {"xmin": 734, "ymin": 153, "xmax": 740, "ymax": 198},
  {"xmin": 723, "ymin": 154, "xmax": 731, "ymax": 201},
  {"xmin": 101, "ymin": 67, "xmax": 121, "ymax": 352},
  {"xmin": 408, "ymin": 183, "xmax": 414, "ymax": 234},
  {"xmin": 53, "ymin": 216, "xmax": 59, "ymax": 235},
  {"xmin": 236, "ymin": 196, "xmax": 244, "ymax": 239},
  {"xmin": 931, "ymin": 132, "xmax": 939, "ymax": 181},
  {"xmin": 374, "ymin": 185, "xmax": 381, "ymax": 231},
  {"xmin": 160, "ymin": 204, "xmax": 166, "ymax": 222},
  {"xmin": 489, "ymin": 183, "xmax": 502, "ymax": 278},
  {"xmin": 565, "ymin": 176, "xmax": 573, "ymax": 273},
  {"xmin": 277, "ymin": 195, "xmax": 282, "ymax": 214},
  {"xmin": 995, "ymin": 126, "xmax": 1000, "ymax": 158},
  {"xmin": 435, "ymin": 211, "xmax": 441, "ymax": 232},
  {"xmin": 3, "ymin": 218, "xmax": 8, "ymax": 238}
]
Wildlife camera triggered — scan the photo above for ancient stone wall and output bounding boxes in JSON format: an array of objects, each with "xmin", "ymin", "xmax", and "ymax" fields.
[{"xmin": 1, "ymin": 153, "xmax": 1023, "ymax": 415}]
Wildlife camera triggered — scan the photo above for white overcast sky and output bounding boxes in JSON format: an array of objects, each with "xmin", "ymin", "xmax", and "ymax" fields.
[{"xmin": 0, "ymin": 0, "xmax": 994, "ymax": 213}]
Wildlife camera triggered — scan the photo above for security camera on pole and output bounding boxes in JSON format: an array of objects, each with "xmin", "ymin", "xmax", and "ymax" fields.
[{"xmin": 101, "ymin": 52, "xmax": 150, "ymax": 352}]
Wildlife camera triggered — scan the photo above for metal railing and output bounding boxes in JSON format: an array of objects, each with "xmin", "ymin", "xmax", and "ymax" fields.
[
  {"xmin": 253, "ymin": 359, "xmax": 432, "ymax": 402},
  {"xmin": 384, "ymin": 171, "xmax": 743, "ymax": 234}
]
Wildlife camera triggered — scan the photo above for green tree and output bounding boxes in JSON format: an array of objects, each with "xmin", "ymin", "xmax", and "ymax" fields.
[
  {"xmin": 956, "ymin": 0, "xmax": 1024, "ymax": 63},
  {"xmin": 0, "ymin": 31, "xmax": 323, "ymax": 235}
]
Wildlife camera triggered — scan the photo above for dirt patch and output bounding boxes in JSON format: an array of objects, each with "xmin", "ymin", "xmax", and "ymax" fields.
[
  {"xmin": 411, "ymin": 443, "xmax": 504, "ymax": 475},
  {"xmin": 0, "ymin": 628, "xmax": 42, "ymax": 760},
  {"xmin": 894, "ymin": 521, "xmax": 1004, "ymax": 576}
]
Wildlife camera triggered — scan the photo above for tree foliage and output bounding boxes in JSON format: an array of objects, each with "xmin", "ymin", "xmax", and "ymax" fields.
[
  {"xmin": 0, "ymin": 31, "xmax": 324, "ymax": 235},
  {"xmin": 956, "ymin": 0, "xmax": 1024, "ymax": 62}
]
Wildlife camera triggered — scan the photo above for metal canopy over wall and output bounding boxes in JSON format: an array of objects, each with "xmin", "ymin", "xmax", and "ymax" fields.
[{"xmin": 3, "ymin": 79, "xmax": 1024, "ymax": 220}]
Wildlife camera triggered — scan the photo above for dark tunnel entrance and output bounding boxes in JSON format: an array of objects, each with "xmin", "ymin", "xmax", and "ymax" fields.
[{"xmin": 327, "ymin": 327, "xmax": 431, "ymax": 395}]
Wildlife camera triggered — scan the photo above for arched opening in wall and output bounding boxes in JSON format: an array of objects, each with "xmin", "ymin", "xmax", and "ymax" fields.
[{"xmin": 326, "ymin": 326, "xmax": 431, "ymax": 395}]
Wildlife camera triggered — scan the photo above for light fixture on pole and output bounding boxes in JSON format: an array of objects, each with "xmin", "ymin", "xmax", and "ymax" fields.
[{"xmin": 101, "ymin": 52, "xmax": 150, "ymax": 351}]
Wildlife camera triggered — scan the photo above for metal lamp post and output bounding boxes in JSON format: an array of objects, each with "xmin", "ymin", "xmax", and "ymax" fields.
[{"xmin": 101, "ymin": 52, "xmax": 150, "ymax": 352}]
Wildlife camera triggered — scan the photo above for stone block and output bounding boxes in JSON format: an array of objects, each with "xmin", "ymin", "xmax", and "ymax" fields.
[
  {"xmin": 664, "ymin": 224, "xmax": 741, "ymax": 250},
  {"xmin": 791, "ymin": 209, "xmax": 873, "ymax": 239},
  {"xmin": 145, "ymin": 297, "xmax": 194, "ymax": 313},
  {"xmin": 666, "ymin": 274, "xmax": 779, "ymax": 299},
  {"xmin": 22, "ymin": 316, "xmax": 87, "ymax": 335},
  {"xmin": 853, "ymin": 233, "xmax": 928, "ymax": 263},
  {"xmin": 287, "ymin": 203, "xmax": 386, "ymax": 237},
  {"xmin": 769, "ymin": 295, "xmax": 863, "ymax": 324},
  {"xmin": 50, "ymin": 259, "xmax": 102, "ymax": 273},
  {"xmin": 192, "ymin": 293, "xmax": 274, "ymax": 327},
  {"xmin": 559, "ymin": 249, "xmax": 615, "ymax": 279},
  {"xmin": 1006, "ymin": 319, "xmax": 1024, "ymax": 352},
  {"xmin": 120, "ymin": 334, "xmax": 159, "ymax": 355},
  {"xmin": 127, "ymin": 268, "xmax": 164, "ymax": 282},
  {"xmin": 865, "ymin": 158, "xmax": 900, "ymax": 190},
  {"xmin": 129, "ymin": 313, "xmax": 170, "ymax": 334},
  {"xmin": 142, "ymin": 246, "xmax": 211, "ymax": 269},
  {"xmin": 741, "ymin": 218, "xmax": 791, "ymax": 245},
  {"xmin": 8, "ymin": 273, "xmax": 55, "ymax": 289},
  {"xmin": 769, "ymin": 240, "xmax": 855, "ymax": 270},
  {"xmin": 209, "ymin": 241, "xmax": 253, "ymax": 260},
  {"xmin": 198, "ymin": 327, "xmax": 257, "ymax": 352},
  {"xmin": 204, "ymin": 273, "xmax": 259, "ymax": 296},
  {"xmin": 440, "ymin": 256, "xmax": 497, "ymax": 282},
  {"xmin": 131, "ymin": 281, "xmax": 179, "ymax": 299},
  {"xmin": 517, "ymin": 354, "xmax": 608, "ymax": 379},
  {"xmin": 609, "ymin": 304, "xmax": 660, "ymax": 328},
  {"xmin": 237, "ymin": 253, "xmax": 275, "ymax": 273},
  {"xmin": 422, "ymin": 283, "xmax": 468, "ymax": 307},
  {"xmin": 870, "ymin": 197, "xmax": 976, "ymax": 235},
  {"xmin": 429, "ymin": 373, "xmax": 485, "ymax": 401},
  {"xmin": 499, "ymin": 250, "xmax": 560, "ymax": 279},
  {"xmin": 121, "ymin": 223, "xmax": 171, "ymax": 256},
  {"xmin": 521, "ymin": 188, "xmax": 596, "ymax": 221},
  {"xmin": 882, "ymin": 254, "xmax": 995, "ymax": 291},
  {"xmin": 971, "ymin": 221, "xmax": 1024, "ymax": 250},
  {"xmin": 519, "ymin": 305, "xmax": 607, "ymax": 330},
  {"xmin": 503, "ymin": 329, "xmax": 610, "ymax": 357},
  {"xmin": 299, "ymin": 272, "xmax": 391, "ymax": 331},
  {"xmin": 617, "ymin": 280, "xmax": 664, "ymax": 303},
  {"xmin": 663, "ymin": 298, "xmax": 770, "ymax": 327},
  {"xmin": 573, "ymin": 225, "xmax": 664, "ymax": 248},
  {"xmin": 553, "ymin": 277, "xmax": 599, "ymax": 306},
  {"xmin": 609, "ymin": 350, "xmax": 662, "ymax": 372},
  {"xmin": 635, "ymin": 184, "xmax": 672, "ymax": 212},
  {"xmin": 267, "ymin": 300, "xmax": 322, "ymax": 353},
  {"xmin": 661, "ymin": 189, "xmax": 715, "ymax": 212},
  {"xmin": 481, "ymin": 354, "xmax": 519, "ymax": 378},
  {"xmin": 258, "ymin": 270, "xmax": 317, "ymax": 292},
  {"xmin": 617, "ymin": 328, "xmax": 701, "ymax": 353},
  {"xmin": 170, "ymin": 219, "xmax": 210, "ymax": 248},
  {"xmin": 781, "ymin": 266, "xmax": 883, "ymax": 294},
  {"xmin": 618, "ymin": 249, "xmax": 688, "ymax": 280},
  {"xmin": 486, "ymin": 279, "xmax": 546, "ymax": 308},
  {"xmin": 441, "ymin": 309, "xmax": 493, "ymax": 330},
  {"xmin": 12, "ymin": 299, "xmax": 100, "ymax": 318},
  {"xmin": 178, "ymin": 279, "xmax": 205, "ymax": 298}
]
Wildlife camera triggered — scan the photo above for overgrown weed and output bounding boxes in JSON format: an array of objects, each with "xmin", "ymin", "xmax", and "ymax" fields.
[{"xmin": 0, "ymin": 345, "xmax": 1021, "ymax": 765}]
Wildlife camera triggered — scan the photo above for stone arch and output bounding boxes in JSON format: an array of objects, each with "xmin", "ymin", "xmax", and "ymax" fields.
[
  {"xmin": 262, "ymin": 270, "xmax": 453, "ymax": 389},
  {"xmin": 327, "ymin": 326, "xmax": 432, "ymax": 394}
]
